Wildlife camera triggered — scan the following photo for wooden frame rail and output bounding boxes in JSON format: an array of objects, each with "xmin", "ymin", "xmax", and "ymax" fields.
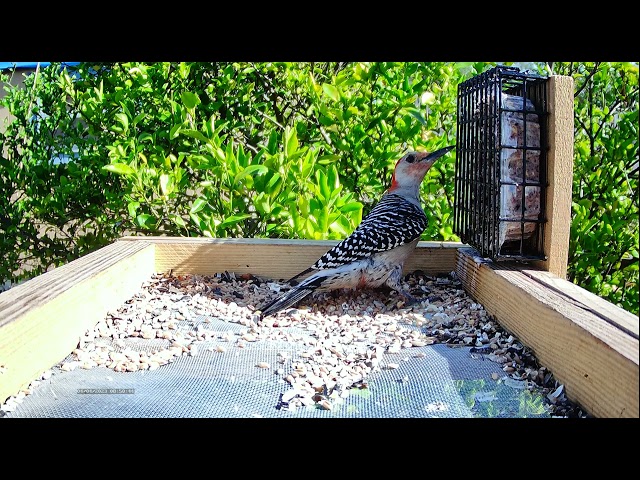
[{"xmin": 1, "ymin": 237, "xmax": 637, "ymax": 418}]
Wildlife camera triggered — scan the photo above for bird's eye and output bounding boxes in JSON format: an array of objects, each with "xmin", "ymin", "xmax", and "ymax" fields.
[{"xmin": 406, "ymin": 154, "xmax": 416, "ymax": 163}]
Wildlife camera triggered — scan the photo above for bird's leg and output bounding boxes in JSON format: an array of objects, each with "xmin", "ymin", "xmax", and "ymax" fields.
[{"xmin": 385, "ymin": 265, "xmax": 419, "ymax": 305}]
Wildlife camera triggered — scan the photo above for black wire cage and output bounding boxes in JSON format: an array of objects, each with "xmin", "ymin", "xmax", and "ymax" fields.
[{"xmin": 454, "ymin": 65, "xmax": 549, "ymax": 261}]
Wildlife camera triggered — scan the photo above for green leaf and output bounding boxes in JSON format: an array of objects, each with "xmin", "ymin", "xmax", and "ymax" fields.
[
  {"xmin": 127, "ymin": 201, "xmax": 140, "ymax": 217},
  {"xmin": 103, "ymin": 163, "xmax": 135, "ymax": 175},
  {"xmin": 181, "ymin": 91, "xmax": 200, "ymax": 109},
  {"xmin": 340, "ymin": 202, "xmax": 363, "ymax": 213},
  {"xmin": 135, "ymin": 214, "xmax": 156, "ymax": 229},
  {"xmin": 225, "ymin": 141, "xmax": 237, "ymax": 173},
  {"xmin": 267, "ymin": 131, "xmax": 278, "ymax": 155},
  {"xmin": 180, "ymin": 129, "xmax": 209, "ymax": 143},
  {"xmin": 254, "ymin": 194, "xmax": 271, "ymax": 215},
  {"xmin": 138, "ymin": 132, "xmax": 154, "ymax": 143},
  {"xmin": 322, "ymin": 83, "xmax": 340, "ymax": 102},
  {"xmin": 402, "ymin": 107, "xmax": 428, "ymax": 127},
  {"xmin": 318, "ymin": 206, "xmax": 329, "ymax": 232},
  {"xmin": 115, "ymin": 113, "xmax": 129, "ymax": 132},
  {"xmin": 189, "ymin": 212, "xmax": 205, "ymax": 229},
  {"xmin": 286, "ymin": 127, "xmax": 298, "ymax": 158},
  {"xmin": 187, "ymin": 154, "xmax": 213, "ymax": 170},
  {"xmin": 318, "ymin": 170, "xmax": 330, "ymax": 202},
  {"xmin": 179, "ymin": 62, "xmax": 191, "ymax": 79},
  {"xmin": 169, "ymin": 214, "xmax": 186, "ymax": 227},
  {"xmin": 190, "ymin": 198, "xmax": 208, "ymax": 214},
  {"xmin": 329, "ymin": 219, "xmax": 349, "ymax": 237},
  {"xmin": 318, "ymin": 114, "xmax": 335, "ymax": 127},
  {"xmin": 159, "ymin": 174, "xmax": 171, "ymax": 196},
  {"xmin": 266, "ymin": 172, "xmax": 281, "ymax": 193},
  {"xmin": 132, "ymin": 113, "xmax": 146, "ymax": 126},
  {"xmin": 235, "ymin": 164, "xmax": 269, "ymax": 183},
  {"xmin": 170, "ymin": 124, "xmax": 182, "ymax": 139},
  {"xmin": 327, "ymin": 164, "xmax": 339, "ymax": 189},
  {"xmin": 318, "ymin": 154, "xmax": 341, "ymax": 165},
  {"xmin": 212, "ymin": 146, "xmax": 226, "ymax": 164},
  {"xmin": 219, "ymin": 214, "xmax": 251, "ymax": 228}
]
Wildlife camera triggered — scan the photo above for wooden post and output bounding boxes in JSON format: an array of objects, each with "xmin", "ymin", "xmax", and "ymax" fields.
[{"xmin": 533, "ymin": 75, "xmax": 574, "ymax": 278}]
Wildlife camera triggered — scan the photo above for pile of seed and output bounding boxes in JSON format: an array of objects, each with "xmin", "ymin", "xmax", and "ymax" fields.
[{"xmin": 0, "ymin": 270, "xmax": 588, "ymax": 417}]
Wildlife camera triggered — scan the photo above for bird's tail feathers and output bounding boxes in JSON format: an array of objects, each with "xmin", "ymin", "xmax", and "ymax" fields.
[
  {"xmin": 258, "ymin": 285, "xmax": 315, "ymax": 318},
  {"xmin": 258, "ymin": 272, "xmax": 326, "ymax": 318}
]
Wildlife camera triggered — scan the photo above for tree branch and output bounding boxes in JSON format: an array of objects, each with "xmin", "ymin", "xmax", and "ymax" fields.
[{"xmin": 573, "ymin": 62, "xmax": 601, "ymax": 99}]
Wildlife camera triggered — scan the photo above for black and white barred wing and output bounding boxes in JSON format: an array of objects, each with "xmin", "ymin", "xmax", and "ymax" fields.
[{"xmin": 310, "ymin": 193, "xmax": 427, "ymax": 270}]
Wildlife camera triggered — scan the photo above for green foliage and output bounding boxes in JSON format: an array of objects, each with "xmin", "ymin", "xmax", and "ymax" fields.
[
  {"xmin": 0, "ymin": 62, "xmax": 479, "ymax": 286},
  {"xmin": 1, "ymin": 61, "xmax": 637, "ymax": 316},
  {"xmin": 0, "ymin": 64, "xmax": 124, "ymax": 282}
]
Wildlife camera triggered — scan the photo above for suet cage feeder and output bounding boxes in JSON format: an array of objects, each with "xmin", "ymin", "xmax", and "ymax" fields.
[{"xmin": 454, "ymin": 65, "xmax": 549, "ymax": 261}]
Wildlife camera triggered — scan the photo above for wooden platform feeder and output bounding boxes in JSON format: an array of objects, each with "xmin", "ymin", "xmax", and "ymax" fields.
[{"xmin": 0, "ymin": 75, "xmax": 637, "ymax": 418}]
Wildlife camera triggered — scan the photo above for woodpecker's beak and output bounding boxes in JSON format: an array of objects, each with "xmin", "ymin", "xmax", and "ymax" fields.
[{"xmin": 424, "ymin": 145, "xmax": 455, "ymax": 163}]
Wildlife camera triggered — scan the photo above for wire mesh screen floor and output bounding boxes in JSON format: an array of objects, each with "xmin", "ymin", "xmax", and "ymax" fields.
[
  {"xmin": 2, "ymin": 345, "xmax": 549, "ymax": 418},
  {"xmin": 2, "ymin": 272, "xmax": 577, "ymax": 418},
  {"xmin": 3, "ymin": 325, "xmax": 551, "ymax": 418}
]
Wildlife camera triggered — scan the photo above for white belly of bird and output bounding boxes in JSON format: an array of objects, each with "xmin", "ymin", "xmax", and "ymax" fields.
[{"xmin": 316, "ymin": 239, "xmax": 419, "ymax": 291}]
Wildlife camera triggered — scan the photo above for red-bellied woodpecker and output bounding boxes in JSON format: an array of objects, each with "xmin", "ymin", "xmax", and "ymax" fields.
[{"xmin": 258, "ymin": 146, "xmax": 455, "ymax": 318}]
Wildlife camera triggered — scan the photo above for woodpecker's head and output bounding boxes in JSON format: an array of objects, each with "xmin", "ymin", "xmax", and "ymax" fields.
[{"xmin": 388, "ymin": 146, "xmax": 455, "ymax": 192}]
